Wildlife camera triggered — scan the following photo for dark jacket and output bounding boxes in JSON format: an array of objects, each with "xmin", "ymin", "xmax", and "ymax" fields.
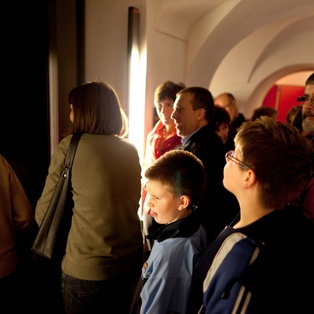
[
  {"xmin": 229, "ymin": 112, "xmax": 247, "ymax": 139},
  {"xmin": 192, "ymin": 204, "xmax": 314, "ymax": 314},
  {"xmin": 176, "ymin": 123, "xmax": 240, "ymax": 243}
]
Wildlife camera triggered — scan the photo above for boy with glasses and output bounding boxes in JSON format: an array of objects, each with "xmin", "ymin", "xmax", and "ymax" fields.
[{"xmin": 191, "ymin": 116, "xmax": 314, "ymax": 314}]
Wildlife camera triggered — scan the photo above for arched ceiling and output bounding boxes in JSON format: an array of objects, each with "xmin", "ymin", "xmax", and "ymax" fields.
[{"xmin": 155, "ymin": 0, "xmax": 314, "ymax": 115}]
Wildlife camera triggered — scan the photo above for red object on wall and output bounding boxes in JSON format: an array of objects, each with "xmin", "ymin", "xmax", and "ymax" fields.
[
  {"xmin": 263, "ymin": 85, "xmax": 277, "ymax": 109},
  {"xmin": 262, "ymin": 85, "xmax": 305, "ymax": 122}
]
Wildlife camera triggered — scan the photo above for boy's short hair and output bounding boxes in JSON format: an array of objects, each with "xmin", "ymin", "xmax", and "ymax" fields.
[
  {"xmin": 145, "ymin": 150, "xmax": 206, "ymax": 207},
  {"xmin": 235, "ymin": 116, "xmax": 312, "ymax": 209}
]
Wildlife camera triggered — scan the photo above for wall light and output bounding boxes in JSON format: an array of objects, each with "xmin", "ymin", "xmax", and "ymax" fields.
[{"xmin": 127, "ymin": 7, "xmax": 146, "ymax": 165}]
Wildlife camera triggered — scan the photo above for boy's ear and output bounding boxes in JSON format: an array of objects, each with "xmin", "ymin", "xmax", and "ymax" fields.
[
  {"xmin": 243, "ymin": 169, "xmax": 256, "ymax": 188},
  {"xmin": 178, "ymin": 195, "xmax": 191, "ymax": 211}
]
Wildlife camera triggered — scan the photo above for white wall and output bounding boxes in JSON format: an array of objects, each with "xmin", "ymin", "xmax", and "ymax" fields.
[{"xmin": 83, "ymin": 0, "xmax": 314, "ymax": 160}]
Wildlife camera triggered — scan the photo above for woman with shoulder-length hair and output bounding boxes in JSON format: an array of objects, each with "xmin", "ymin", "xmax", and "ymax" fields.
[{"xmin": 35, "ymin": 81, "xmax": 143, "ymax": 314}]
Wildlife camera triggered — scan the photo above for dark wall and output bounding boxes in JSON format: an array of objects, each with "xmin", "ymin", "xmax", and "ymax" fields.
[
  {"xmin": 1, "ymin": 1, "xmax": 50, "ymax": 206},
  {"xmin": 1, "ymin": 0, "xmax": 84, "ymax": 207}
]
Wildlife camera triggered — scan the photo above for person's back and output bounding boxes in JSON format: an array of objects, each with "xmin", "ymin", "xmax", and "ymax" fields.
[
  {"xmin": 0, "ymin": 154, "xmax": 35, "ymax": 313},
  {"xmin": 35, "ymin": 81, "xmax": 143, "ymax": 314},
  {"xmin": 42, "ymin": 134, "xmax": 142, "ymax": 277},
  {"xmin": 172, "ymin": 87, "xmax": 240, "ymax": 243},
  {"xmin": 244, "ymin": 204, "xmax": 314, "ymax": 313}
]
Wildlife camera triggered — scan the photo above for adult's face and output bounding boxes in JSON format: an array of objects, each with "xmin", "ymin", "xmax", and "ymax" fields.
[
  {"xmin": 215, "ymin": 95, "xmax": 237, "ymax": 123},
  {"xmin": 302, "ymin": 83, "xmax": 314, "ymax": 133},
  {"xmin": 155, "ymin": 97, "xmax": 175, "ymax": 127},
  {"xmin": 171, "ymin": 92, "xmax": 202, "ymax": 138}
]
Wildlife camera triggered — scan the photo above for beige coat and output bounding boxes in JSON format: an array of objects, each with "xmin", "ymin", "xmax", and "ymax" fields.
[
  {"xmin": 35, "ymin": 134, "xmax": 143, "ymax": 280},
  {"xmin": 0, "ymin": 154, "xmax": 34, "ymax": 278}
]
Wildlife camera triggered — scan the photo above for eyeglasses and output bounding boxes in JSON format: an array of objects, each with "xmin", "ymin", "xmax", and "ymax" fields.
[
  {"xmin": 222, "ymin": 101, "xmax": 233, "ymax": 109},
  {"xmin": 297, "ymin": 95, "xmax": 314, "ymax": 105},
  {"xmin": 225, "ymin": 150, "xmax": 252, "ymax": 170}
]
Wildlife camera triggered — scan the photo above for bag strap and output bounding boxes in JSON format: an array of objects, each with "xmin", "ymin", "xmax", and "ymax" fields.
[{"xmin": 64, "ymin": 133, "xmax": 83, "ymax": 170}]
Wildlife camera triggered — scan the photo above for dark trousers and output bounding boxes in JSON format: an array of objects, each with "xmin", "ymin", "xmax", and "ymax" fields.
[
  {"xmin": 32, "ymin": 256, "xmax": 65, "ymax": 314},
  {"xmin": 61, "ymin": 270, "xmax": 139, "ymax": 314},
  {"xmin": 1, "ymin": 272, "xmax": 20, "ymax": 314}
]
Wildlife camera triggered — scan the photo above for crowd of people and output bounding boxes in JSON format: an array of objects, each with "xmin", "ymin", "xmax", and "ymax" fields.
[{"xmin": 1, "ymin": 73, "xmax": 313, "ymax": 314}]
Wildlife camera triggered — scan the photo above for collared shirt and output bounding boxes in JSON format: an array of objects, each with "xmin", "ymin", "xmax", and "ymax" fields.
[{"xmin": 181, "ymin": 128, "xmax": 200, "ymax": 146}]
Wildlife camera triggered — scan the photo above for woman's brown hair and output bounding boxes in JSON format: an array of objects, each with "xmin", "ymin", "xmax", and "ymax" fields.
[{"xmin": 69, "ymin": 81, "xmax": 125, "ymax": 136}]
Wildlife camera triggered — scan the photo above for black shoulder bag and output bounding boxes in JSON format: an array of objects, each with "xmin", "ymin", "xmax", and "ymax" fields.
[{"xmin": 31, "ymin": 133, "xmax": 82, "ymax": 261}]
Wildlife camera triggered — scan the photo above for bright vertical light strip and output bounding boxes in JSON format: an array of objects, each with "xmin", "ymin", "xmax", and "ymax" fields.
[
  {"xmin": 127, "ymin": 7, "xmax": 146, "ymax": 166},
  {"xmin": 128, "ymin": 47, "xmax": 146, "ymax": 166}
]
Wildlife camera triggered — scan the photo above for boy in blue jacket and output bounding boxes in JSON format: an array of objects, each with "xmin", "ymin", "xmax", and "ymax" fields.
[
  {"xmin": 193, "ymin": 117, "xmax": 314, "ymax": 314},
  {"xmin": 130, "ymin": 150, "xmax": 209, "ymax": 314}
]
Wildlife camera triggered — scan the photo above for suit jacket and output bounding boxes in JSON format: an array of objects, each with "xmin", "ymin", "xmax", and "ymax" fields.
[{"xmin": 176, "ymin": 123, "xmax": 240, "ymax": 243}]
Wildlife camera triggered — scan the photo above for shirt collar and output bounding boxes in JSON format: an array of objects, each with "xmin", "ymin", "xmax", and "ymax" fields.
[{"xmin": 181, "ymin": 128, "xmax": 200, "ymax": 145}]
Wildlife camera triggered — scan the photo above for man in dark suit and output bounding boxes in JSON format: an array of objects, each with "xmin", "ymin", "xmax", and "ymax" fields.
[{"xmin": 171, "ymin": 87, "xmax": 240, "ymax": 243}]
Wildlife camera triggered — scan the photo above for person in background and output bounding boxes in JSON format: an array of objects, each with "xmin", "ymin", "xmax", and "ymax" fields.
[
  {"xmin": 130, "ymin": 150, "xmax": 208, "ymax": 314},
  {"xmin": 301, "ymin": 72, "xmax": 314, "ymax": 150},
  {"xmin": 292, "ymin": 109, "xmax": 305, "ymax": 134},
  {"xmin": 141, "ymin": 81, "xmax": 185, "ymax": 253},
  {"xmin": 195, "ymin": 117, "xmax": 314, "ymax": 314},
  {"xmin": 0, "ymin": 154, "xmax": 35, "ymax": 314},
  {"xmin": 171, "ymin": 87, "xmax": 240, "ymax": 244},
  {"xmin": 35, "ymin": 81, "xmax": 143, "ymax": 314},
  {"xmin": 286, "ymin": 104, "xmax": 303, "ymax": 133},
  {"xmin": 286, "ymin": 104, "xmax": 302, "ymax": 124},
  {"xmin": 250, "ymin": 106, "xmax": 278, "ymax": 121},
  {"xmin": 214, "ymin": 92, "xmax": 247, "ymax": 139},
  {"xmin": 291, "ymin": 72, "xmax": 314, "ymax": 223},
  {"xmin": 213, "ymin": 105, "xmax": 234, "ymax": 152},
  {"xmin": 142, "ymin": 81, "xmax": 185, "ymax": 170}
]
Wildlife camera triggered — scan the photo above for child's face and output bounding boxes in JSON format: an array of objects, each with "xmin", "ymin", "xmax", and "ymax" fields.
[
  {"xmin": 223, "ymin": 144, "xmax": 249, "ymax": 196},
  {"xmin": 145, "ymin": 179, "xmax": 186, "ymax": 224}
]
